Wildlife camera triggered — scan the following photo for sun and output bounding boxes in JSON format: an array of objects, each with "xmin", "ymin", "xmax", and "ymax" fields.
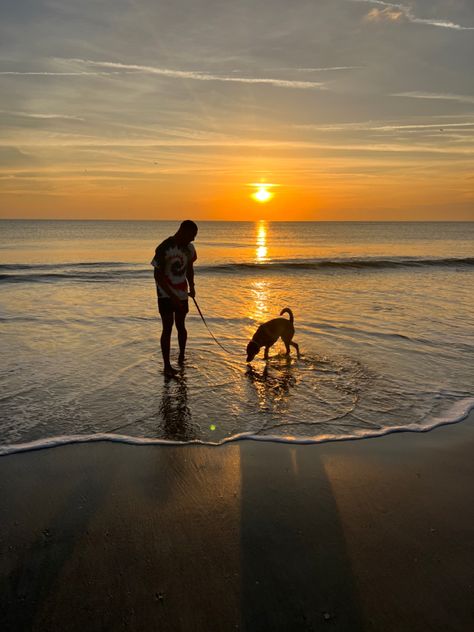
[
  {"xmin": 253, "ymin": 187, "xmax": 272, "ymax": 203},
  {"xmin": 251, "ymin": 184, "xmax": 274, "ymax": 203}
]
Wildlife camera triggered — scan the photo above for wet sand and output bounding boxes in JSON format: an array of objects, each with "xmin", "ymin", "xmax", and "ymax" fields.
[{"xmin": 1, "ymin": 413, "xmax": 473, "ymax": 631}]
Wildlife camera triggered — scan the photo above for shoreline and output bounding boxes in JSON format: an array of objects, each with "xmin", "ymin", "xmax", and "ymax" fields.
[
  {"xmin": 1, "ymin": 412, "xmax": 473, "ymax": 631},
  {"xmin": 2, "ymin": 397, "xmax": 474, "ymax": 457}
]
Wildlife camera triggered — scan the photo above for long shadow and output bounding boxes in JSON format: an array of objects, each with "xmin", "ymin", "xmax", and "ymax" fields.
[
  {"xmin": 240, "ymin": 441, "xmax": 363, "ymax": 631},
  {"xmin": 0, "ymin": 450, "xmax": 115, "ymax": 632}
]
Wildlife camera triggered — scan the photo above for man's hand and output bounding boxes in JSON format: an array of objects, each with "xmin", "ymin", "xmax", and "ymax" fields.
[{"xmin": 188, "ymin": 286, "xmax": 196, "ymax": 299}]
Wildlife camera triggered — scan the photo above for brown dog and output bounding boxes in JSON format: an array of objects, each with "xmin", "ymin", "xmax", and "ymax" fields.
[{"xmin": 246, "ymin": 308, "xmax": 300, "ymax": 362}]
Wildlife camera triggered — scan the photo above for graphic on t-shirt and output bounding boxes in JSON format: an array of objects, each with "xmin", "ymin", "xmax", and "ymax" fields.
[{"xmin": 171, "ymin": 258, "xmax": 185, "ymax": 277}]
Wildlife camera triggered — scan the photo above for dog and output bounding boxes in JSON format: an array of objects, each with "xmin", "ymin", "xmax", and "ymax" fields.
[{"xmin": 246, "ymin": 308, "xmax": 300, "ymax": 362}]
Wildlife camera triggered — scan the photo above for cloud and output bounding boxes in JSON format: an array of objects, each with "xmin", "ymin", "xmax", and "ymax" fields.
[
  {"xmin": 365, "ymin": 8, "xmax": 404, "ymax": 23},
  {"xmin": 0, "ymin": 72, "xmax": 107, "ymax": 76},
  {"xmin": 0, "ymin": 110, "xmax": 84, "ymax": 121},
  {"xmin": 2, "ymin": 137, "xmax": 470, "ymax": 156},
  {"xmin": 271, "ymin": 66, "xmax": 363, "ymax": 73},
  {"xmin": 352, "ymin": 1, "xmax": 474, "ymax": 30},
  {"xmin": 0, "ymin": 147, "xmax": 37, "ymax": 167},
  {"xmin": 1, "ymin": 59, "xmax": 327, "ymax": 90},
  {"xmin": 63, "ymin": 58, "xmax": 326, "ymax": 90},
  {"xmin": 392, "ymin": 92, "xmax": 474, "ymax": 104},
  {"xmin": 296, "ymin": 120, "xmax": 474, "ymax": 132}
]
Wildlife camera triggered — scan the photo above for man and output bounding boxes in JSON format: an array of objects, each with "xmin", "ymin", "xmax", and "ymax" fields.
[{"xmin": 151, "ymin": 220, "xmax": 198, "ymax": 376}]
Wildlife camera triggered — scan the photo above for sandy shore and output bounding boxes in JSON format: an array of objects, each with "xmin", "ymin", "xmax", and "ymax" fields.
[{"xmin": 1, "ymin": 414, "xmax": 473, "ymax": 632}]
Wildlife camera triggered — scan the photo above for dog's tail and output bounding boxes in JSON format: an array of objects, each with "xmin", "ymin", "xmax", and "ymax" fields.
[{"xmin": 280, "ymin": 307, "xmax": 294, "ymax": 323}]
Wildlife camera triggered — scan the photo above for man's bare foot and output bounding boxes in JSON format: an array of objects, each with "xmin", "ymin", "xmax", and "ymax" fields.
[
  {"xmin": 164, "ymin": 364, "xmax": 179, "ymax": 377},
  {"xmin": 178, "ymin": 354, "xmax": 185, "ymax": 365}
]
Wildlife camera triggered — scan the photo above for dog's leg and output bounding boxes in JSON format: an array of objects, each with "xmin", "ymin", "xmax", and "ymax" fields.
[
  {"xmin": 290, "ymin": 341, "xmax": 300, "ymax": 358},
  {"xmin": 284, "ymin": 343, "xmax": 290, "ymax": 356},
  {"xmin": 264, "ymin": 346, "xmax": 270, "ymax": 360}
]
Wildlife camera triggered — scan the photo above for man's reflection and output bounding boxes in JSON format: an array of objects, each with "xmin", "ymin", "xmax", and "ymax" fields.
[
  {"xmin": 245, "ymin": 357, "xmax": 296, "ymax": 413},
  {"xmin": 160, "ymin": 372, "xmax": 194, "ymax": 441}
]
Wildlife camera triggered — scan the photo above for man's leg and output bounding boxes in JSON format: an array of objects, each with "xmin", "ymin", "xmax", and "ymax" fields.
[
  {"xmin": 160, "ymin": 311, "xmax": 176, "ymax": 374},
  {"xmin": 175, "ymin": 307, "xmax": 188, "ymax": 364}
]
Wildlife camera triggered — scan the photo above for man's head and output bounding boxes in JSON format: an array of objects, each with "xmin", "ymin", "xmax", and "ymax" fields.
[{"xmin": 175, "ymin": 220, "xmax": 198, "ymax": 245}]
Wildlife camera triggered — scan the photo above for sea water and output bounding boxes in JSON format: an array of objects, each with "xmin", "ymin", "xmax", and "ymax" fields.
[{"xmin": 0, "ymin": 220, "xmax": 473, "ymax": 453}]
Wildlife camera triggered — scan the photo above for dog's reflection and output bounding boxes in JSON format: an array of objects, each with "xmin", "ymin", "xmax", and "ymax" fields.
[
  {"xmin": 160, "ymin": 371, "xmax": 194, "ymax": 441},
  {"xmin": 246, "ymin": 357, "xmax": 297, "ymax": 412}
]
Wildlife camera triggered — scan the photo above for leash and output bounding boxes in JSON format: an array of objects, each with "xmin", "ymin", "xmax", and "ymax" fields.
[{"xmin": 191, "ymin": 296, "xmax": 233, "ymax": 354}]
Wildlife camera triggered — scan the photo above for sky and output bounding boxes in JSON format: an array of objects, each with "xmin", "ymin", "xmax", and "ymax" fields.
[{"xmin": 1, "ymin": 0, "xmax": 473, "ymax": 220}]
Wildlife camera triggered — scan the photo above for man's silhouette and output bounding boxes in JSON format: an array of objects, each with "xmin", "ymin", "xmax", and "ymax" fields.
[{"xmin": 151, "ymin": 220, "xmax": 198, "ymax": 376}]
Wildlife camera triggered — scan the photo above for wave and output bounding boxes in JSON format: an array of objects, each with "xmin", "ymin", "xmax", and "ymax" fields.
[
  {"xmin": 0, "ymin": 262, "xmax": 145, "ymax": 283},
  {"xmin": 1, "ymin": 397, "xmax": 473, "ymax": 457},
  {"xmin": 203, "ymin": 256, "xmax": 474, "ymax": 272},
  {"xmin": 0, "ymin": 261, "xmax": 131, "ymax": 270},
  {"xmin": 1, "ymin": 256, "xmax": 473, "ymax": 283},
  {"xmin": 302, "ymin": 321, "xmax": 474, "ymax": 352}
]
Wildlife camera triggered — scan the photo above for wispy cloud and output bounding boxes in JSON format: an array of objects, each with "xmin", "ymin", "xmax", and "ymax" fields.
[
  {"xmin": 296, "ymin": 120, "xmax": 474, "ymax": 132},
  {"xmin": 1, "ymin": 60, "xmax": 327, "ymax": 89},
  {"xmin": 63, "ymin": 58, "xmax": 326, "ymax": 90},
  {"xmin": 1, "ymin": 137, "xmax": 471, "ymax": 156},
  {"xmin": 365, "ymin": 7, "xmax": 404, "ymax": 23},
  {"xmin": 0, "ymin": 71, "xmax": 108, "ymax": 76},
  {"xmin": 271, "ymin": 66, "xmax": 363, "ymax": 73},
  {"xmin": 0, "ymin": 110, "xmax": 85, "ymax": 121},
  {"xmin": 393, "ymin": 92, "xmax": 474, "ymax": 104},
  {"xmin": 352, "ymin": 1, "xmax": 474, "ymax": 30},
  {"xmin": 1, "ymin": 60, "xmax": 355, "ymax": 85}
]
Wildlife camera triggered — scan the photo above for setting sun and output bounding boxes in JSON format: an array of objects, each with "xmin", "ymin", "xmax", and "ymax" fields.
[
  {"xmin": 251, "ymin": 184, "xmax": 274, "ymax": 204},
  {"xmin": 253, "ymin": 187, "xmax": 271, "ymax": 203}
]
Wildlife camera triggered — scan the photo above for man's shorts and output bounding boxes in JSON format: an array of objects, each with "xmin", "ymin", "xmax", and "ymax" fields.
[{"xmin": 158, "ymin": 297, "xmax": 189, "ymax": 316}]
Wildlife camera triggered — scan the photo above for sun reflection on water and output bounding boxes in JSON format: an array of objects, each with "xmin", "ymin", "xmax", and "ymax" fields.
[
  {"xmin": 255, "ymin": 220, "xmax": 268, "ymax": 262},
  {"xmin": 250, "ymin": 280, "xmax": 270, "ymax": 322}
]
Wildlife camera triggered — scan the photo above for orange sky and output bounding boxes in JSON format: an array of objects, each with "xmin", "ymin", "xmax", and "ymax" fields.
[
  {"xmin": 1, "ymin": 1, "xmax": 473, "ymax": 220},
  {"xmin": 2, "ymin": 163, "xmax": 472, "ymax": 221}
]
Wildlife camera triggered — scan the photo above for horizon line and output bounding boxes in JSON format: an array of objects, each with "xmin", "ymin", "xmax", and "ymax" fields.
[{"xmin": 1, "ymin": 218, "xmax": 472, "ymax": 223}]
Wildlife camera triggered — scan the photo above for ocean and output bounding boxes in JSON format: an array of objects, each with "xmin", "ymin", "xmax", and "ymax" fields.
[{"xmin": 0, "ymin": 220, "xmax": 473, "ymax": 454}]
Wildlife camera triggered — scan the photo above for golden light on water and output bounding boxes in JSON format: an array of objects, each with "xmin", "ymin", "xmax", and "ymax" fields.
[
  {"xmin": 256, "ymin": 245, "xmax": 267, "ymax": 260},
  {"xmin": 250, "ymin": 280, "xmax": 270, "ymax": 321},
  {"xmin": 255, "ymin": 220, "xmax": 268, "ymax": 261},
  {"xmin": 249, "ymin": 221, "xmax": 270, "ymax": 323}
]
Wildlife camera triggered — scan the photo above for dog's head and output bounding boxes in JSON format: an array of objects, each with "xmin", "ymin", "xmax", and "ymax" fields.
[{"xmin": 246, "ymin": 340, "xmax": 260, "ymax": 363}]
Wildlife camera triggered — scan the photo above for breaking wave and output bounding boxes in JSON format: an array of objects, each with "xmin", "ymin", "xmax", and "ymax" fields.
[
  {"xmin": 1, "ymin": 256, "xmax": 473, "ymax": 283},
  {"xmin": 1, "ymin": 396, "xmax": 473, "ymax": 457}
]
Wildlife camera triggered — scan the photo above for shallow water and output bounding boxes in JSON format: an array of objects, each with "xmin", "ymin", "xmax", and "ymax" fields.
[{"xmin": 1, "ymin": 220, "xmax": 473, "ymax": 453}]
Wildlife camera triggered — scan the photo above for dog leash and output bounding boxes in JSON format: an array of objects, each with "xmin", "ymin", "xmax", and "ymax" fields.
[{"xmin": 191, "ymin": 296, "xmax": 233, "ymax": 354}]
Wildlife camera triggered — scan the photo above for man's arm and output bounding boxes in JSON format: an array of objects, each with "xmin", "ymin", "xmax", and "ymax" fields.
[
  {"xmin": 186, "ymin": 263, "xmax": 195, "ymax": 298},
  {"xmin": 154, "ymin": 268, "xmax": 182, "ymax": 304}
]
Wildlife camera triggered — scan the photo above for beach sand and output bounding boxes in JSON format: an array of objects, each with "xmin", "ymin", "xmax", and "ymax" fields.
[{"xmin": 1, "ymin": 414, "xmax": 473, "ymax": 632}]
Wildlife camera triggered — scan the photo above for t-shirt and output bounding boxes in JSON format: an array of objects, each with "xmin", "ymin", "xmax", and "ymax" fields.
[{"xmin": 151, "ymin": 236, "xmax": 197, "ymax": 300}]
